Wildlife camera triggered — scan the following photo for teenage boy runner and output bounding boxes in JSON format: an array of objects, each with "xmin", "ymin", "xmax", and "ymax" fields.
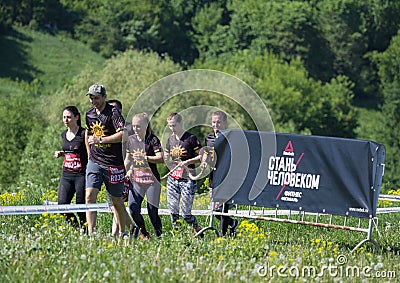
[
  {"xmin": 84, "ymin": 84, "xmax": 127, "ymax": 238},
  {"xmin": 164, "ymin": 112, "xmax": 203, "ymax": 235}
]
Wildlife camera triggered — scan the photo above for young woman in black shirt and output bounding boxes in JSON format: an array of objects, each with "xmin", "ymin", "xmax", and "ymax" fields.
[{"xmin": 54, "ymin": 106, "xmax": 88, "ymax": 227}]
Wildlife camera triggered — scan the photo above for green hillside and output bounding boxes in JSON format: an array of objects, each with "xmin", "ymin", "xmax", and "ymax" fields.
[
  {"xmin": 0, "ymin": 26, "xmax": 105, "ymax": 97},
  {"xmin": 0, "ymin": 24, "xmax": 183, "ymax": 192}
]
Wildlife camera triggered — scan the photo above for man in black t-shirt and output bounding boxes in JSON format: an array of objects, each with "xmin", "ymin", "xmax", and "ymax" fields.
[
  {"xmin": 84, "ymin": 84, "xmax": 127, "ymax": 237},
  {"xmin": 204, "ymin": 110, "xmax": 238, "ymax": 236}
]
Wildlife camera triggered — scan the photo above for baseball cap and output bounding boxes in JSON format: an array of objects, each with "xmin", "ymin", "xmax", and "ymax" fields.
[{"xmin": 86, "ymin": 84, "xmax": 106, "ymax": 96}]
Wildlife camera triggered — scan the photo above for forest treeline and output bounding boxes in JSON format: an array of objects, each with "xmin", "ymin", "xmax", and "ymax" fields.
[
  {"xmin": 1, "ymin": 0, "xmax": 400, "ymax": 192},
  {"xmin": 2, "ymin": 0, "xmax": 400, "ymax": 99}
]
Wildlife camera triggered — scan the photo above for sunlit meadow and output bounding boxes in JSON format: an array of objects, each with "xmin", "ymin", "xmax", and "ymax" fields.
[{"xmin": 1, "ymin": 185, "xmax": 400, "ymax": 282}]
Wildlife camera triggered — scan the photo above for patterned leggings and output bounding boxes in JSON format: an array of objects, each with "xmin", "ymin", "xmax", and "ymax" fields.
[{"xmin": 166, "ymin": 177, "xmax": 199, "ymax": 228}]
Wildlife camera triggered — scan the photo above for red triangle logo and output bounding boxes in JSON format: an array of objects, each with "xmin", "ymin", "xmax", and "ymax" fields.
[{"xmin": 284, "ymin": 141, "xmax": 294, "ymax": 152}]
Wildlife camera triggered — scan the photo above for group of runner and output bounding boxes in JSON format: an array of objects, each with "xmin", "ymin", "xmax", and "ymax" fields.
[{"xmin": 55, "ymin": 83, "xmax": 237, "ymax": 239}]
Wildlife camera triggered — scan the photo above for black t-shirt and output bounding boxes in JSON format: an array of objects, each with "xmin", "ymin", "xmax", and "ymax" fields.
[
  {"xmin": 126, "ymin": 133, "xmax": 163, "ymax": 181},
  {"xmin": 166, "ymin": 131, "xmax": 201, "ymax": 168},
  {"xmin": 61, "ymin": 127, "xmax": 88, "ymax": 176},
  {"xmin": 85, "ymin": 103, "xmax": 125, "ymax": 166}
]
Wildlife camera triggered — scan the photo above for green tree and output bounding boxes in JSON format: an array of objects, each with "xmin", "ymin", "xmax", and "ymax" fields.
[
  {"xmin": 0, "ymin": 2, "xmax": 12, "ymax": 34},
  {"xmin": 195, "ymin": 51, "xmax": 358, "ymax": 138},
  {"xmin": 2, "ymin": 0, "xmax": 75, "ymax": 32},
  {"xmin": 195, "ymin": 0, "xmax": 334, "ymax": 82},
  {"xmin": 64, "ymin": 0, "xmax": 211, "ymax": 62},
  {"xmin": 19, "ymin": 124, "xmax": 61, "ymax": 189},
  {"xmin": 71, "ymin": 0, "xmax": 127, "ymax": 57},
  {"xmin": 316, "ymin": 0, "xmax": 400, "ymax": 99},
  {"xmin": 0, "ymin": 82, "xmax": 35, "ymax": 190},
  {"xmin": 192, "ymin": 1, "xmax": 231, "ymax": 58},
  {"xmin": 373, "ymin": 30, "xmax": 400, "ymax": 188},
  {"xmin": 42, "ymin": 49, "xmax": 181, "ymax": 124},
  {"xmin": 192, "ymin": 0, "xmax": 400, "ymax": 101}
]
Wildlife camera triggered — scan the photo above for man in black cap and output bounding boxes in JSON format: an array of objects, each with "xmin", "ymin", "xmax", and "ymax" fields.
[{"xmin": 84, "ymin": 84, "xmax": 127, "ymax": 238}]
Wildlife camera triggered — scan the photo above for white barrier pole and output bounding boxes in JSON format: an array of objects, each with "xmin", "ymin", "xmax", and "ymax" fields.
[
  {"xmin": 0, "ymin": 202, "xmax": 212, "ymax": 216},
  {"xmin": 0, "ymin": 203, "xmax": 112, "ymax": 215},
  {"xmin": 0, "ymin": 194, "xmax": 399, "ymax": 216},
  {"xmin": 378, "ymin": 194, "xmax": 400, "ymax": 202}
]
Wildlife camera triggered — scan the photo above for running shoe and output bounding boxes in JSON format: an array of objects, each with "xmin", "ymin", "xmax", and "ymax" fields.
[
  {"xmin": 139, "ymin": 233, "xmax": 151, "ymax": 240},
  {"xmin": 119, "ymin": 231, "xmax": 129, "ymax": 239}
]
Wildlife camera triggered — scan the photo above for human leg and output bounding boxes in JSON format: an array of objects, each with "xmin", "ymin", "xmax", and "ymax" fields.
[
  {"xmin": 74, "ymin": 174, "xmax": 87, "ymax": 226},
  {"xmin": 85, "ymin": 187, "xmax": 99, "ymax": 234},
  {"xmin": 110, "ymin": 195, "xmax": 127, "ymax": 236},
  {"xmin": 180, "ymin": 179, "xmax": 199, "ymax": 229},
  {"xmin": 166, "ymin": 177, "xmax": 181, "ymax": 229},
  {"xmin": 85, "ymin": 160, "xmax": 103, "ymax": 234},
  {"xmin": 111, "ymin": 211, "xmax": 133, "ymax": 236},
  {"xmin": 123, "ymin": 182, "xmax": 134, "ymax": 231},
  {"xmin": 124, "ymin": 210, "xmax": 134, "ymax": 234},
  {"xmin": 146, "ymin": 182, "xmax": 162, "ymax": 236},
  {"xmin": 107, "ymin": 190, "xmax": 132, "ymax": 236},
  {"xmin": 58, "ymin": 175, "xmax": 79, "ymax": 225},
  {"xmin": 111, "ymin": 215, "xmax": 119, "ymax": 236},
  {"xmin": 105, "ymin": 191, "xmax": 119, "ymax": 236},
  {"xmin": 103, "ymin": 169, "xmax": 127, "ymax": 236},
  {"xmin": 128, "ymin": 183, "xmax": 149, "ymax": 236}
]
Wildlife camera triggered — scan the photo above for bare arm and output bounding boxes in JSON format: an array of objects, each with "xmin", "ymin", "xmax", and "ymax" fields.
[
  {"xmin": 54, "ymin": 151, "xmax": 64, "ymax": 158},
  {"xmin": 87, "ymin": 130, "xmax": 123, "ymax": 145},
  {"xmin": 124, "ymin": 152, "xmax": 134, "ymax": 179},
  {"xmin": 164, "ymin": 151, "xmax": 171, "ymax": 164},
  {"xmin": 181, "ymin": 149, "xmax": 202, "ymax": 166},
  {"xmin": 147, "ymin": 151, "xmax": 163, "ymax": 164},
  {"xmin": 85, "ymin": 130, "xmax": 90, "ymax": 157},
  {"xmin": 124, "ymin": 153, "xmax": 132, "ymax": 169}
]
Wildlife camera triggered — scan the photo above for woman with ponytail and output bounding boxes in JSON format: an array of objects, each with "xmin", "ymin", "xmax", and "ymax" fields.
[{"xmin": 54, "ymin": 106, "xmax": 88, "ymax": 227}]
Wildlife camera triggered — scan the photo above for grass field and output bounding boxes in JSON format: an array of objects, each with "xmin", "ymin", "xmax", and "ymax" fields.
[{"xmin": 1, "ymin": 188, "xmax": 400, "ymax": 282}]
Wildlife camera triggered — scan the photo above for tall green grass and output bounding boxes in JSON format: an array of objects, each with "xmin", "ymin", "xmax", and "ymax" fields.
[{"xmin": 1, "ymin": 190, "xmax": 400, "ymax": 282}]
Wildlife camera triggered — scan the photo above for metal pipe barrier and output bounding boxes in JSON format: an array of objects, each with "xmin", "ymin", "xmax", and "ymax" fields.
[
  {"xmin": 1, "ymin": 194, "xmax": 400, "ymax": 252},
  {"xmin": 197, "ymin": 194, "xmax": 400, "ymax": 252}
]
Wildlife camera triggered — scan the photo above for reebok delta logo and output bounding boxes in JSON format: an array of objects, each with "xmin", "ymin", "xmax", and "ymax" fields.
[{"xmin": 266, "ymin": 141, "xmax": 321, "ymax": 202}]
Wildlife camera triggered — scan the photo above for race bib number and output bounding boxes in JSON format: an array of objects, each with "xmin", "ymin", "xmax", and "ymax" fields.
[
  {"xmin": 133, "ymin": 169, "xmax": 154, "ymax": 184},
  {"xmin": 108, "ymin": 165, "xmax": 125, "ymax": 184},
  {"xmin": 170, "ymin": 165, "xmax": 184, "ymax": 180},
  {"xmin": 63, "ymin": 153, "xmax": 82, "ymax": 172}
]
